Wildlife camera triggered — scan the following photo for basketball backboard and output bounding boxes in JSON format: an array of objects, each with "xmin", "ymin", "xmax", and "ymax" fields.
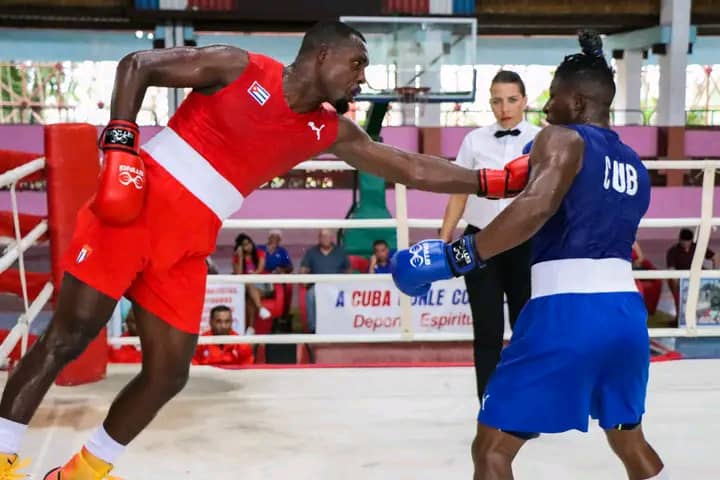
[{"xmin": 340, "ymin": 16, "xmax": 477, "ymax": 104}]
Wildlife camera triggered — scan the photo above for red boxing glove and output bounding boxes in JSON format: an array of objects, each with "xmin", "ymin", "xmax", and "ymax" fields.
[
  {"xmin": 477, "ymin": 154, "xmax": 529, "ymax": 199},
  {"xmin": 90, "ymin": 120, "xmax": 146, "ymax": 225}
]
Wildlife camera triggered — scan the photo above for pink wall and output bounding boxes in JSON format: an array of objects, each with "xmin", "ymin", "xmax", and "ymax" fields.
[
  {"xmin": 5, "ymin": 187, "xmax": 711, "ymax": 245},
  {"xmin": 1, "ymin": 124, "xmax": 718, "ymax": 246},
  {"xmin": 2, "ymin": 124, "xmax": 719, "ymax": 158},
  {"xmin": 686, "ymin": 129, "xmax": 720, "ymax": 158}
]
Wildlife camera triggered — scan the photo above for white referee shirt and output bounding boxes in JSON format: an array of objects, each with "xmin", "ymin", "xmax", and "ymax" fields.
[{"xmin": 454, "ymin": 120, "xmax": 541, "ymax": 229}]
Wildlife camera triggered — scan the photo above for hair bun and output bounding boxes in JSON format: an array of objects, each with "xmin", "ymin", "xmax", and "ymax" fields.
[{"xmin": 579, "ymin": 30, "xmax": 604, "ymax": 58}]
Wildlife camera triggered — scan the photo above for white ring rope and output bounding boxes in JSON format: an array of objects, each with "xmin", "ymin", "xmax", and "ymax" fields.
[
  {"xmin": 2, "ymin": 156, "xmax": 719, "ymax": 358},
  {"xmin": 0, "ymin": 156, "xmax": 52, "ymax": 360},
  {"xmin": 107, "ymin": 324, "xmax": 720, "ymax": 348},
  {"xmin": 0, "ymin": 221, "xmax": 48, "ymax": 275},
  {"xmin": 10, "ymin": 183, "xmax": 30, "ymax": 354},
  {"xmin": 0, "ymin": 157, "xmax": 45, "ymax": 189},
  {"xmin": 223, "ymin": 218, "xmax": 398, "ymax": 229},
  {"xmin": 207, "ymin": 158, "xmax": 720, "ymax": 345},
  {"xmin": 0, "ymin": 282, "xmax": 53, "ymax": 360}
]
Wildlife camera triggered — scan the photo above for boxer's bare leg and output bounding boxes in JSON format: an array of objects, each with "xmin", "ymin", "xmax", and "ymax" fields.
[
  {"xmin": 605, "ymin": 426, "xmax": 664, "ymax": 480},
  {"xmin": 102, "ymin": 302, "xmax": 198, "ymax": 444},
  {"xmin": 0, "ymin": 273, "xmax": 116, "ymax": 423}
]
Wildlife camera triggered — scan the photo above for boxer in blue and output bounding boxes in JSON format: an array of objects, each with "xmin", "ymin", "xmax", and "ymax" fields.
[{"xmin": 391, "ymin": 32, "xmax": 667, "ymax": 480}]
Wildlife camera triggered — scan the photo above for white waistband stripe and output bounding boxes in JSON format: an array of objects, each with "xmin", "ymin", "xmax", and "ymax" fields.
[
  {"xmin": 141, "ymin": 127, "xmax": 244, "ymax": 220},
  {"xmin": 531, "ymin": 258, "xmax": 638, "ymax": 299}
]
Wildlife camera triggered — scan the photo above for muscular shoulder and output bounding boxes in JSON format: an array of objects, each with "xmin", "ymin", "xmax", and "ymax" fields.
[
  {"xmin": 335, "ymin": 115, "xmax": 365, "ymax": 141},
  {"xmin": 329, "ymin": 116, "xmax": 369, "ymax": 155},
  {"xmin": 529, "ymin": 125, "xmax": 585, "ymax": 173},
  {"xmin": 533, "ymin": 125, "xmax": 584, "ymax": 152},
  {"xmin": 205, "ymin": 45, "xmax": 249, "ymax": 86}
]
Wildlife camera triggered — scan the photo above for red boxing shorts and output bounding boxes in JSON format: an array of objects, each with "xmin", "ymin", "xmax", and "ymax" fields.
[{"xmin": 62, "ymin": 153, "xmax": 222, "ymax": 334}]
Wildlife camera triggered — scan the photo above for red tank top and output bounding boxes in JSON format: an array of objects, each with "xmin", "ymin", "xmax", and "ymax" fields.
[{"xmin": 163, "ymin": 53, "xmax": 339, "ymax": 197}]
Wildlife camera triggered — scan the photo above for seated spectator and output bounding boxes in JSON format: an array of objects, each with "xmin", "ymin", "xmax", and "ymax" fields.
[
  {"xmin": 300, "ymin": 229, "xmax": 350, "ymax": 332},
  {"xmin": 667, "ymin": 228, "xmax": 717, "ymax": 309},
  {"xmin": 194, "ymin": 305, "xmax": 253, "ymax": 366},
  {"xmin": 261, "ymin": 229, "xmax": 293, "ymax": 274},
  {"xmin": 667, "ymin": 228, "xmax": 716, "ymax": 270},
  {"xmin": 233, "ymin": 233, "xmax": 272, "ymax": 334},
  {"xmin": 632, "ymin": 241, "xmax": 645, "ymax": 269},
  {"xmin": 369, "ymin": 239, "xmax": 392, "ymax": 274},
  {"xmin": 205, "ymin": 255, "xmax": 219, "ymax": 274},
  {"xmin": 631, "ymin": 241, "xmax": 662, "ymax": 315},
  {"xmin": 108, "ymin": 307, "xmax": 142, "ymax": 364}
]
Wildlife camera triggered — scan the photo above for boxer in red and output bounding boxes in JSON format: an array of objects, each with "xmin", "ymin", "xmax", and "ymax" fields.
[{"xmin": 0, "ymin": 21, "xmax": 529, "ymax": 479}]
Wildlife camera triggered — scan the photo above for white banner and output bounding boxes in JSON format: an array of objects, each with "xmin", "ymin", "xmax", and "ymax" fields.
[
  {"xmin": 201, "ymin": 283, "xmax": 246, "ymax": 333},
  {"xmin": 315, "ymin": 278, "xmax": 473, "ymax": 335}
]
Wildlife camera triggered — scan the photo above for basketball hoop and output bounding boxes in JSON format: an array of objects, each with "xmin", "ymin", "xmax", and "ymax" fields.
[
  {"xmin": 394, "ymin": 86, "xmax": 431, "ymax": 121},
  {"xmin": 393, "ymin": 86, "xmax": 431, "ymax": 104}
]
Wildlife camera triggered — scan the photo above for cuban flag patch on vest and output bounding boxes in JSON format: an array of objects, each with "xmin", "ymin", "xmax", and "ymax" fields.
[
  {"xmin": 76, "ymin": 245, "xmax": 92, "ymax": 264},
  {"xmin": 247, "ymin": 81, "xmax": 270, "ymax": 106}
]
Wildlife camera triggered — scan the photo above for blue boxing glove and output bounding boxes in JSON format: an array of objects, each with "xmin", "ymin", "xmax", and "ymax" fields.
[{"xmin": 390, "ymin": 235, "xmax": 484, "ymax": 297}]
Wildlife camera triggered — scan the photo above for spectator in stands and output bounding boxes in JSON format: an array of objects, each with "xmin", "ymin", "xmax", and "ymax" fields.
[
  {"xmin": 369, "ymin": 239, "xmax": 392, "ymax": 274},
  {"xmin": 205, "ymin": 255, "xmax": 219, "ymax": 274},
  {"xmin": 300, "ymin": 229, "xmax": 351, "ymax": 332},
  {"xmin": 233, "ymin": 233, "xmax": 272, "ymax": 334},
  {"xmin": 632, "ymin": 241, "xmax": 645, "ymax": 269},
  {"xmin": 667, "ymin": 228, "xmax": 716, "ymax": 271},
  {"xmin": 261, "ymin": 229, "xmax": 293, "ymax": 274},
  {"xmin": 632, "ymin": 240, "xmax": 662, "ymax": 315},
  {"xmin": 194, "ymin": 305, "xmax": 253, "ymax": 366},
  {"xmin": 667, "ymin": 228, "xmax": 717, "ymax": 311}
]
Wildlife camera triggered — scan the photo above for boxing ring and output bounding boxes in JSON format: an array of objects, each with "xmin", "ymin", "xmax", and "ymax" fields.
[{"xmin": 0, "ymin": 127, "xmax": 719, "ymax": 477}]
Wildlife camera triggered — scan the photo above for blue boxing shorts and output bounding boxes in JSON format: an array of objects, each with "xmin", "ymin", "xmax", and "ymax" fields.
[{"xmin": 478, "ymin": 258, "xmax": 650, "ymax": 434}]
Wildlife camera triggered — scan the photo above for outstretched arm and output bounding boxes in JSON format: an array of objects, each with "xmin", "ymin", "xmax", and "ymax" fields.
[
  {"xmin": 389, "ymin": 126, "xmax": 584, "ymax": 298},
  {"xmin": 329, "ymin": 116, "xmax": 479, "ymax": 194},
  {"xmin": 111, "ymin": 45, "xmax": 249, "ymax": 121},
  {"xmin": 473, "ymin": 125, "xmax": 584, "ymax": 259}
]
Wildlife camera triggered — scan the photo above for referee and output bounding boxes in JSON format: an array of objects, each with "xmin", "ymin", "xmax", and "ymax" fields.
[{"xmin": 440, "ymin": 70, "xmax": 540, "ymax": 402}]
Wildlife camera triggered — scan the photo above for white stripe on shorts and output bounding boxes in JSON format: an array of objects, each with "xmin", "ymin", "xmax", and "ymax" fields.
[
  {"xmin": 141, "ymin": 127, "xmax": 244, "ymax": 220},
  {"xmin": 531, "ymin": 258, "xmax": 638, "ymax": 299}
]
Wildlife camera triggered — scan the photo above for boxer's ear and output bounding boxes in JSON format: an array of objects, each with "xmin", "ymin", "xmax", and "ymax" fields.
[{"xmin": 317, "ymin": 44, "xmax": 330, "ymax": 64}]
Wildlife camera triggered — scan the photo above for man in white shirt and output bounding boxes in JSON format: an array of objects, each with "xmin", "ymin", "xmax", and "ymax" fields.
[{"xmin": 440, "ymin": 71, "xmax": 540, "ymax": 404}]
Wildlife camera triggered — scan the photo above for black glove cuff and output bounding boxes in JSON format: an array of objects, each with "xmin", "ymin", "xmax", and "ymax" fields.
[{"xmin": 100, "ymin": 120, "xmax": 140, "ymax": 154}]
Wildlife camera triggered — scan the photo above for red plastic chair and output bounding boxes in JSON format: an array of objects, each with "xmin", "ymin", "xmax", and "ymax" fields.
[
  {"xmin": 635, "ymin": 258, "xmax": 662, "ymax": 315},
  {"xmin": 348, "ymin": 255, "xmax": 370, "ymax": 273},
  {"xmin": 298, "ymin": 284, "xmax": 309, "ymax": 333},
  {"xmin": 253, "ymin": 284, "xmax": 286, "ymax": 335},
  {"xmin": 282, "ymin": 284, "xmax": 294, "ymax": 317}
]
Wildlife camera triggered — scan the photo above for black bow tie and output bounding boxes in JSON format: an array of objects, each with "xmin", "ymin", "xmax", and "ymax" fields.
[{"xmin": 495, "ymin": 129, "xmax": 521, "ymax": 138}]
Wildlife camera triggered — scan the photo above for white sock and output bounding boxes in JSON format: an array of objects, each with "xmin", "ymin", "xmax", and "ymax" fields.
[
  {"xmin": 84, "ymin": 425, "xmax": 125, "ymax": 465},
  {"xmin": 0, "ymin": 417, "xmax": 27, "ymax": 454},
  {"xmin": 646, "ymin": 468, "xmax": 668, "ymax": 479}
]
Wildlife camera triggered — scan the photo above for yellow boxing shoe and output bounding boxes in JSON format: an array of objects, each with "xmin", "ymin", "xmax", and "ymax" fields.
[
  {"xmin": 0, "ymin": 453, "xmax": 30, "ymax": 480},
  {"xmin": 43, "ymin": 448, "xmax": 121, "ymax": 480}
]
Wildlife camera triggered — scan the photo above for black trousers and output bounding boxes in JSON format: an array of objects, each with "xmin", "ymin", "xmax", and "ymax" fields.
[{"xmin": 464, "ymin": 224, "xmax": 531, "ymax": 403}]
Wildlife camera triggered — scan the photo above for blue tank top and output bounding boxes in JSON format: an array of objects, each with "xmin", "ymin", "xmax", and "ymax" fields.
[{"xmin": 531, "ymin": 124, "xmax": 650, "ymax": 265}]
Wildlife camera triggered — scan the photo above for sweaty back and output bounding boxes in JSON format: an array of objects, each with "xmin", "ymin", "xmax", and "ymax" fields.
[{"xmin": 532, "ymin": 124, "xmax": 650, "ymax": 264}]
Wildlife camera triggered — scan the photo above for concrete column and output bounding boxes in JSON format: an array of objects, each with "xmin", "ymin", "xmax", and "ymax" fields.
[
  {"xmin": 614, "ymin": 49, "xmax": 644, "ymax": 125},
  {"xmin": 657, "ymin": 0, "xmax": 691, "ymax": 126},
  {"xmin": 657, "ymin": 0, "xmax": 691, "ymax": 185}
]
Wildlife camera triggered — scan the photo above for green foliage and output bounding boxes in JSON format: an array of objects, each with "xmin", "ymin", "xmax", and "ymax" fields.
[{"xmin": 0, "ymin": 63, "xmax": 66, "ymax": 124}]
